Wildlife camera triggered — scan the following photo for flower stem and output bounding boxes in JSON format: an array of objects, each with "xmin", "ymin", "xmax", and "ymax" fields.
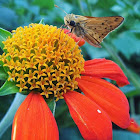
[
  {"xmin": 85, "ymin": 0, "xmax": 92, "ymax": 16},
  {"xmin": 102, "ymin": 43, "xmax": 140, "ymax": 88},
  {"xmin": 0, "ymin": 93, "xmax": 26, "ymax": 138},
  {"xmin": 77, "ymin": 0, "xmax": 86, "ymax": 15},
  {"xmin": 129, "ymin": 97, "xmax": 135, "ymax": 116}
]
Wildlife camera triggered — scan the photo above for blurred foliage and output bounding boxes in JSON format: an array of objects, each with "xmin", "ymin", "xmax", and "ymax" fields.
[{"xmin": 0, "ymin": 0, "xmax": 140, "ymax": 139}]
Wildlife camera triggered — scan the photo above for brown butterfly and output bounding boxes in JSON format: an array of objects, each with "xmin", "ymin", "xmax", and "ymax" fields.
[{"xmin": 64, "ymin": 14, "xmax": 124, "ymax": 47}]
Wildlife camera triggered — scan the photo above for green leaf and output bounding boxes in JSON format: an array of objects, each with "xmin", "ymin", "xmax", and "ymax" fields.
[
  {"xmin": 0, "ymin": 28, "xmax": 12, "ymax": 51},
  {"xmin": 39, "ymin": 18, "xmax": 45, "ymax": 25},
  {"xmin": 0, "ymin": 7, "xmax": 18, "ymax": 30},
  {"xmin": 112, "ymin": 31, "xmax": 140, "ymax": 59},
  {"xmin": 125, "ymin": 88, "xmax": 140, "ymax": 97},
  {"xmin": 0, "ymin": 60, "xmax": 4, "ymax": 66},
  {"xmin": 0, "ymin": 80, "xmax": 19, "ymax": 96},
  {"xmin": 0, "ymin": 93, "xmax": 26, "ymax": 138},
  {"xmin": 0, "ymin": 66, "xmax": 8, "ymax": 80},
  {"xmin": 96, "ymin": 0, "xmax": 117, "ymax": 9},
  {"xmin": 32, "ymin": 0, "xmax": 54, "ymax": 10},
  {"xmin": 45, "ymin": 97, "xmax": 56, "ymax": 115}
]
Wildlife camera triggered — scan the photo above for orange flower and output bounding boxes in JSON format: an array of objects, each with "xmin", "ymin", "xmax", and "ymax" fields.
[
  {"xmin": 127, "ymin": 118, "xmax": 140, "ymax": 133},
  {"xmin": 81, "ymin": 59, "xmax": 130, "ymax": 87},
  {"xmin": 64, "ymin": 58, "xmax": 130, "ymax": 139},
  {"xmin": 12, "ymin": 91, "xmax": 59, "ymax": 140},
  {"xmin": 1, "ymin": 24, "xmax": 130, "ymax": 140}
]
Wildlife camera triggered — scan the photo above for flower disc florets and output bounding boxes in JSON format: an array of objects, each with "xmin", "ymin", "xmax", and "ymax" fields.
[{"xmin": 1, "ymin": 24, "xmax": 85, "ymax": 100}]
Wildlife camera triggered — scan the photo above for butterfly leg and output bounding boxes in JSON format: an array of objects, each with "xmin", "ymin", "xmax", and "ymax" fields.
[
  {"xmin": 65, "ymin": 27, "xmax": 73, "ymax": 34},
  {"xmin": 61, "ymin": 28, "xmax": 75, "ymax": 50},
  {"xmin": 60, "ymin": 24, "xmax": 65, "ymax": 29},
  {"xmin": 71, "ymin": 35, "xmax": 84, "ymax": 58},
  {"xmin": 76, "ymin": 35, "xmax": 84, "ymax": 46}
]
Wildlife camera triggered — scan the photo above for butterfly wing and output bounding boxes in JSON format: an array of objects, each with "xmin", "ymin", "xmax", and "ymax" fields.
[
  {"xmin": 82, "ymin": 32, "xmax": 102, "ymax": 47},
  {"xmin": 78, "ymin": 16, "xmax": 124, "ymax": 47}
]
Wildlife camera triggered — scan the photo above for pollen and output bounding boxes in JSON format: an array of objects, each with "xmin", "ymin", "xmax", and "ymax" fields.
[{"xmin": 1, "ymin": 23, "xmax": 85, "ymax": 100}]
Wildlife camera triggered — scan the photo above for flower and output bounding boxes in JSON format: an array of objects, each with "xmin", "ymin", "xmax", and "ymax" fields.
[
  {"xmin": 1, "ymin": 24, "xmax": 85, "ymax": 100},
  {"xmin": 0, "ymin": 24, "xmax": 130, "ymax": 140},
  {"xmin": 127, "ymin": 118, "xmax": 140, "ymax": 133},
  {"xmin": 64, "ymin": 59, "xmax": 130, "ymax": 139},
  {"xmin": 12, "ymin": 91, "xmax": 59, "ymax": 140}
]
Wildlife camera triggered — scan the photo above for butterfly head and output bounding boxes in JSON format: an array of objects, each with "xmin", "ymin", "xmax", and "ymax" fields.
[{"xmin": 64, "ymin": 14, "xmax": 77, "ymax": 28}]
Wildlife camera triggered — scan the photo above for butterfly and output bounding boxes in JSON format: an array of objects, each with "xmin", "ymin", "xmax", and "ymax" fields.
[{"xmin": 64, "ymin": 14, "xmax": 124, "ymax": 47}]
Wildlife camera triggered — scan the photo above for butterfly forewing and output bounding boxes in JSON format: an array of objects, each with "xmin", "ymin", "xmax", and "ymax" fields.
[{"xmin": 83, "ymin": 16, "xmax": 124, "ymax": 44}]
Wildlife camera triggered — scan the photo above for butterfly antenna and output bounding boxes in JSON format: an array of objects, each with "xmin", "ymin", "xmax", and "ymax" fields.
[{"xmin": 55, "ymin": 5, "xmax": 68, "ymax": 15}]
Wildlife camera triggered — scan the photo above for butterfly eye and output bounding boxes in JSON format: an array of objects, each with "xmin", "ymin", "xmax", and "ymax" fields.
[{"xmin": 70, "ymin": 20, "xmax": 75, "ymax": 26}]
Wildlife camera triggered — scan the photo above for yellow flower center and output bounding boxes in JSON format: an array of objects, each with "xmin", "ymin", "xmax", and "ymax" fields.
[{"xmin": 1, "ymin": 23, "xmax": 85, "ymax": 100}]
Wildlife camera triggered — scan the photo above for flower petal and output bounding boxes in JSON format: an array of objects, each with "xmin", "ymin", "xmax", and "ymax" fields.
[
  {"xmin": 64, "ymin": 91, "xmax": 112, "ymax": 140},
  {"xmin": 77, "ymin": 76, "xmax": 130, "ymax": 129},
  {"xmin": 11, "ymin": 92, "xmax": 59, "ymax": 140},
  {"xmin": 127, "ymin": 118, "xmax": 140, "ymax": 134},
  {"xmin": 81, "ymin": 58, "xmax": 129, "ymax": 87}
]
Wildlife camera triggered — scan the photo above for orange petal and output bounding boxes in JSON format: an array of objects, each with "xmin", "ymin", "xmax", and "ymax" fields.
[
  {"xmin": 81, "ymin": 58, "xmax": 129, "ymax": 87},
  {"xmin": 64, "ymin": 91, "xmax": 112, "ymax": 140},
  {"xmin": 77, "ymin": 76, "xmax": 130, "ymax": 129},
  {"xmin": 63, "ymin": 29, "xmax": 85, "ymax": 47},
  {"xmin": 11, "ymin": 91, "xmax": 59, "ymax": 140},
  {"xmin": 127, "ymin": 118, "xmax": 140, "ymax": 133}
]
